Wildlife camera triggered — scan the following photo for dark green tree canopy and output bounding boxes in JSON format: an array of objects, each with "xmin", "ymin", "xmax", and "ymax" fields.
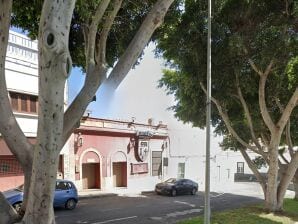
[
  {"xmin": 156, "ymin": 0, "xmax": 298, "ymax": 143},
  {"xmin": 12, "ymin": 0, "xmax": 175, "ymax": 69}
]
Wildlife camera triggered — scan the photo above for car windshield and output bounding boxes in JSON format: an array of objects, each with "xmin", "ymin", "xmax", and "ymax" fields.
[{"xmin": 164, "ymin": 178, "xmax": 177, "ymax": 183}]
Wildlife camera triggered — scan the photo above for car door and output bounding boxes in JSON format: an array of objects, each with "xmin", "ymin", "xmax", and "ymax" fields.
[
  {"xmin": 54, "ymin": 181, "xmax": 70, "ymax": 207},
  {"xmin": 185, "ymin": 180, "xmax": 193, "ymax": 192},
  {"xmin": 175, "ymin": 180, "xmax": 185, "ymax": 194}
]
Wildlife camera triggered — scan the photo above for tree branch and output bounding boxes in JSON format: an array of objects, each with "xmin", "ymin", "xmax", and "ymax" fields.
[
  {"xmin": 286, "ymin": 121, "xmax": 295, "ymax": 157},
  {"xmin": 276, "ymin": 87, "xmax": 298, "ymax": 135},
  {"xmin": 0, "ymin": 191, "xmax": 20, "ymax": 224},
  {"xmin": 248, "ymin": 59, "xmax": 263, "ymax": 76},
  {"xmin": 277, "ymin": 152, "xmax": 298, "ymax": 204},
  {"xmin": 235, "ymin": 73, "xmax": 262, "ymax": 150},
  {"xmin": 105, "ymin": 0, "xmax": 174, "ymax": 89},
  {"xmin": 63, "ymin": 65, "xmax": 107, "ymax": 144},
  {"xmin": 261, "ymin": 133, "xmax": 270, "ymax": 147},
  {"xmin": 200, "ymin": 82, "xmax": 263, "ymax": 155},
  {"xmin": 258, "ymin": 67, "xmax": 276, "ymax": 134},
  {"xmin": 0, "ymin": 0, "xmax": 33, "ymax": 168},
  {"xmin": 86, "ymin": 0, "xmax": 111, "ymax": 67},
  {"xmin": 95, "ymin": 0, "xmax": 123, "ymax": 65},
  {"xmin": 275, "ymin": 97, "xmax": 295, "ymax": 157},
  {"xmin": 239, "ymin": 148, "xmax": 267, "ymax": 195}
]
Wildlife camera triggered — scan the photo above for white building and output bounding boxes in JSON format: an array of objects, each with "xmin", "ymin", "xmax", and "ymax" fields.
[{"xmin": 0, "ymin": 30, "xmax": 70, "ymax": 191}]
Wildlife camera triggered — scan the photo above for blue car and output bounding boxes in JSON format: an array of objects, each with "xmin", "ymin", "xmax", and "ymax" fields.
[{"xmin": 3, "ymin": 179, "xmax": 78, "ymax": 211}]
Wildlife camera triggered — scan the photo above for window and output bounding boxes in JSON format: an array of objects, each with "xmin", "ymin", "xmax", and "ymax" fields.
[
  {"xmin": 152, "ymin": 151, "xmax": 162, "ymax": 176},
  {"xmin": 237, "ymin": 162, "xmax": 244, "ymax": 173},
  {"xmin": 9, "ymin": 92, "xmax": 38, "ymax": 114},
  {"xmin": 0, "ymin": 156, "xmax": 23, "ymax": 176},
  {"xmin": 56, "ymin": 181, "xmax": 69, "ymax": 190},
  {"xmin": 177, "ymin": 163, "xmax": 185, "ymax": 179}
]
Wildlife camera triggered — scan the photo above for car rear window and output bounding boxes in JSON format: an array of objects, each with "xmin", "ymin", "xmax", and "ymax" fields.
[{"xmin": 56, "ymin": 182, "xmax": 69, "ymax": 190}]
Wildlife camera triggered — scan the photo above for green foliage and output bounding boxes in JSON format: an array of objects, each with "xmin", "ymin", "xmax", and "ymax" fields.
[
  {"xmin": 252, "ymin": 156, "xmax": 267, "ymax": 169},
  {"xmin": 156, "ymin": 0, "xmax": 298, "ymax": 149},
  {"xmin": 11, "ymin": 0, "xmax": 161, "ymax": 68}
]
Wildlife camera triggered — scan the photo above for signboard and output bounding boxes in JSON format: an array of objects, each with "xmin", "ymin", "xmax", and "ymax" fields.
[
  {"xmin": 135, "ymin": 140, "xmax": 149, "ymax": 162},
  {"xmin": 131, "ymin": 163, "xmax": 148, "ymax": 174},
  {"xmin": 137, "ymin": 131, "xmax": 154, "ymax": 137}
]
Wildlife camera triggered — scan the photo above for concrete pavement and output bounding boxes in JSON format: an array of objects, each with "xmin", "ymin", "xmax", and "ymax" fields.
[{"xmin": 78, "ymin": 181, "xmax": 295, "ymax": 200}]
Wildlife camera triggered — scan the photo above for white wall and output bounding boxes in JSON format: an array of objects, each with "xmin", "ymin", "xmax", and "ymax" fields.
[
  {"xmin": 5, "ymin": 30, "xmax": 69, "ymax": 137},
  {"xmin": 5, "ymin": 31, "xmax": 39, "ymax": 137}
]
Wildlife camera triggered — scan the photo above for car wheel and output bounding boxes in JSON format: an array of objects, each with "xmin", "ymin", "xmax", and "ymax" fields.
[
  {"xmin": 171, "ymin": 188, "xmax": 177, "ymax": 197},
  {"xmin": 191, "ymin": 187, "xmax": 197, "ymax": 195},
  {"xmin": 13, "ymin": 202, "xmax": 22, "ymax": 213},
  {"xmin": 65, "ymin": 199, "xmax": 77, "ymax": 210}
]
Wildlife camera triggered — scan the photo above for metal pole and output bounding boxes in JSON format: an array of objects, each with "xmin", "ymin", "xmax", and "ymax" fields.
[{"xmin": 204, "ymin": 0, "xmax": 212, "ymax": 223}]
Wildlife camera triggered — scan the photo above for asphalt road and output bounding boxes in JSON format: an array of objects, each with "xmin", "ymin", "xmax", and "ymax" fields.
[{"xmin": 55, "ymin": 192, "xmax": 263, "ymax": 224}]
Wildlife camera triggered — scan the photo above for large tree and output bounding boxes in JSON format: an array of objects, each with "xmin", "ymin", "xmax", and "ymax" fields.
[
  {"xmin": 156, "ymin": 0, "xmax": 298, "ymax": 212},
  {"xmin": 0, "ymin": 0, "xmax": 175, "ymax": 223}
]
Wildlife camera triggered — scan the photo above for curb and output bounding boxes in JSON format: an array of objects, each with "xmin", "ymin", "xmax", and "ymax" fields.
[
  {"xmin": 78, "ymin": 190, "xmax": 157, "ymax": 200},
  {"xmin": 78, "ymin": 193, "xmax": 118, "ymax": 200}
]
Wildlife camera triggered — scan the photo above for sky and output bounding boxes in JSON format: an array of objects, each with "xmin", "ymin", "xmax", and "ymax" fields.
[{"xmin": 68, "ymin": 43, "xmax": 178, "ymax": 124}]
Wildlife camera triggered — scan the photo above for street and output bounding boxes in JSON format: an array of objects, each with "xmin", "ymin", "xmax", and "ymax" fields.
[{"xmin": 55, "ymin": 191, "xmax": 263, "ymax": 224}]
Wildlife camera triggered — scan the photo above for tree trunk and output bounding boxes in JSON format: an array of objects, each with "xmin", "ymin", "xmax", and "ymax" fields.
[
  {"xmin": 0, "ymin": 192, "xmax": 20, "ymax": 224},
  {"xmin": 293, "ymin": 171, "xmax": 298, "ymax": 200},
  {"xmin": 21, "ymin": 151, "xmax": 59, "ymax": 224},
  {"xmin": 276, "ymin": 152, "xmax": 298, "ymax": 210},
  {"xmin": 19, "ymin": 170, "xmax": 32, "ymax": 216},
  {"xmin": 265, "ymin": 147, "xmax": 280, "ymax": 211},
  {"xmin": 21, "ymin": 1, "xmax": 75, "ymax": 222}
]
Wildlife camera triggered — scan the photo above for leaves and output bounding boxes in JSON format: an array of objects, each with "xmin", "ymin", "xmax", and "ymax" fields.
[{"xmin": 156, "ymin": 0, "xmax": 298, "ymax": 148}]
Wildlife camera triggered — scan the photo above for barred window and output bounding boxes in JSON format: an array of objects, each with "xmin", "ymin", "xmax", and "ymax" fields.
[
  {"xmin": 237, "ymin": 162, "xmax": 244, "ymax": 173},
  {"xmin": 0, "ymin": 156, "xmax": 23, "ymax": 176}
]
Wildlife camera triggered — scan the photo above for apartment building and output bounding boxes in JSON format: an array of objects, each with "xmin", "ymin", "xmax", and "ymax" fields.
[{"xmin": 0, "ymin": 31, "xmax": 69, "ymax": 191}]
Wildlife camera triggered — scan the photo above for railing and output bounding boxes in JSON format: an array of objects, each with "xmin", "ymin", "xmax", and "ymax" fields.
[
  {"xmin": 8, "ymin": 32, "xmax": 37, "ymax": 50},
  {"xmin": 7, "ymin": 32, "xmax": 38, "ymax": 64}
]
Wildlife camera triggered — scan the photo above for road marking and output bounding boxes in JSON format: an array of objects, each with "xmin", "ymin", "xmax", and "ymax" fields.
[
  {"xmin": 150, "ymin": 217, "xmax": 163, "ymax": 220},
  {"xmin": 166, "ymin": 208, "xmax": 202, "ymax": 218},
  {"xmin": 210, "ymin": 192, "xmax": 225, "ymax": 198},
  {"xmin": 174, "ymin": 200, "xmax": 196, "ymax": 208},
  {"xmin": 150, "ymin": 208, "xmax": 202, "ymax": 220},
  {"xmin": 91, "ymin": 216, "xmax": 137, "ymax": 224}
]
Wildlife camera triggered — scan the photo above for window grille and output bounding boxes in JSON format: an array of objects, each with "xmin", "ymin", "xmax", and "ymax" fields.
[
  {"xmin": 0, "ymin": 156, "xmax": 23, "ymax": 176},
  {"xmin": 237, "ymin": 162, "xmax": 244, "ymax": 173},
  {"xmin": 9, "ymin": 92, "xmax": 38, "ymax": 114}
]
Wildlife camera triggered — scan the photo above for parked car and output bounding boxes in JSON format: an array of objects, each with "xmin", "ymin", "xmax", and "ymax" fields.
[
  {"xmin": 3, "ymin": 179, "xmax": 78, "ymax": 212},
  {"xmin": 155, "ymin": 178, "xmax": 198, "ymax": 196}
]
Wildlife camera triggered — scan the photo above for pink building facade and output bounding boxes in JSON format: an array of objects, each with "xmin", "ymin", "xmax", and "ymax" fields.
[{"xmin": 70, "ymin": 117, "xmax": 169, "ymax": 191}]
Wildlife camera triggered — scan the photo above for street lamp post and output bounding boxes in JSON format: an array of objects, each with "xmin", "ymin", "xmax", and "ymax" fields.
[{"xmin": 204, "ymin": 0, "xmax": 212, "ymax": 223}]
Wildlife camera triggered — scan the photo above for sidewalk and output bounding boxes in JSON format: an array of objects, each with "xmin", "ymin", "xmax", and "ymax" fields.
[
  {"xmin": 78, "ymin": 188, "xmax": 149, "ymax": 200},
  {"xmin": 211, "ymin": 181, "xmax": 295, "ymax": 199},
  {"xmin": 78, "ymin": 189, "xmax": 117, "ymax": 199}
]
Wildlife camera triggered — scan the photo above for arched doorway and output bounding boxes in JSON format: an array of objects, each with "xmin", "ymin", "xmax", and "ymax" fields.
[
  {"xmin": 81, "ymin": 150, "xmax": 101, "ymax": 189},
  {"xmin": 112, "ymin": 151, "xmax": 127, "ymax": 187}
]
